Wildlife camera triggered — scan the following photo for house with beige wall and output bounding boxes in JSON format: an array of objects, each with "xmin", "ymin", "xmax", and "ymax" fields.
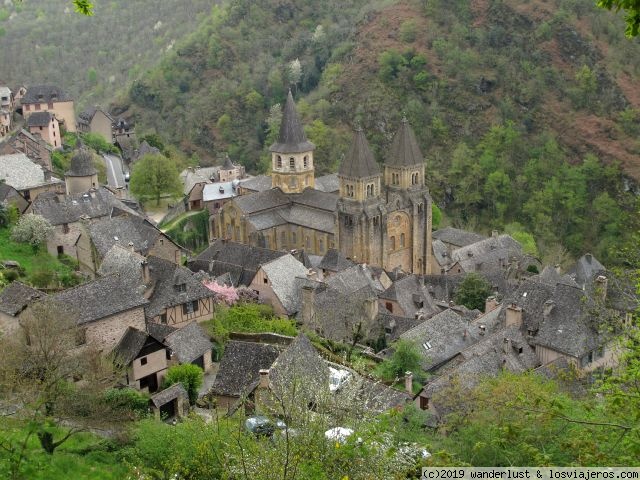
[
  {"xmin": 21, "ymin": 85, "xmax": 76, "ymax": 132},
  {"xmin": 78, "ymin": 107, "xmax": 115, "ymax": 143},
  {"xmin": 26, "ymin": 111, "xmax": 61, "ymax": 149},
  {"xmin": 51, "ymin": 274, "xmax": 149, "ymax": 352},
  {"xmin": 0, "ymin": 128, "xmax": 53, "ymax": 171},
  {"xmin": 0, "ymin": 282, "xmax": 46, "ymax": 337}
]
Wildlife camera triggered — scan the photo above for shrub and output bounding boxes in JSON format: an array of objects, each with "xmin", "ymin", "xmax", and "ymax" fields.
[
  {"xmin": 454, "ymin": 273, "xmax": 492, "ymax": 311},
  {"xmin": 11, "ymin": 214, "xmax": 53, "ymax": 248},
  {"xmin": 103, "ymin": 388, "xmax": 150, "ymax": 418},
  {"xmin": 399, "ymin": 19, "xmax": 418, "ymax": 43},
  {"xmin": 164, "ymin": 364, "xmax": 204, "ymax": 405}
]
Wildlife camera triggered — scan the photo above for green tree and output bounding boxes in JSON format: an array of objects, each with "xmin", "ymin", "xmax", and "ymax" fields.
[
  {"xmin": 432, "ymin": 204, "xmax": 442, "ymax": 229},
  {"xmin": 454, "ymin": 273, "xmax": 492, "ymax": 311},
  {"xmin": 129, "ymin": 153, "xmax": 182, "ymax": 206},
  {"xmin": 164, "ymin": 364, "xmax": 204, "ymax": 405},
  {"xmin": 597, "ymin": 0, "xmax": 640, "ymax": 37},
  {"xmin": 376, "ymin": 339, "xmax": 424, "ymax": 385},
  {"xmin": 505, "ymin": 222, "xmax": 539, "ymax": 257}
]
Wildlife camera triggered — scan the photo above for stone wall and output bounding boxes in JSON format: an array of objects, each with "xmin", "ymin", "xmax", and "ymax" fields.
[{"xmin": 84, "ymin": 306, "xmax": 146, "ymax": 352}]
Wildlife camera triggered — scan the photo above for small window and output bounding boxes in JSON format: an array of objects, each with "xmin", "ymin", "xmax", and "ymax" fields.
[
  {"xmin": 263, "ymin": 277, "xmax": 268, "ymax": 285},
  {"xmin": 391, "ymin": 236, "xmax": 396, "ymax": 250},
  {"xmin": 303, "ymin": 156, "xmax": 308, "ymax": 168},
  {"xmin": 62, "ymin": 223, "xmax": 69, "ymax": 234},
  {"xmin": 418, "ymin": 203, "xmax": 423, "ymax": 213},
  {"xmin": 277, "ymin": 155, "xmax": 282, "ymax": 168},
  {"xmin": 400, "ymin": 233, "xmax": 405, "ymax": 248},
  {"xmin": 292, "ymin": 232, "xmax": 297, "ymax": 244},
  {"xmin": 192, "ymin": 300, "xmax": 199, "ymax": 312},
  {"xmin": 289, "ymin": 157, "xmax": 295, "ymax": 170},
  {"xmin": 160, "ymin": 313, "xmax": 167, "ymax": 324},
  {"xmin": 140, "ymin": 357, "xmax": 148, "ymax": 366}
]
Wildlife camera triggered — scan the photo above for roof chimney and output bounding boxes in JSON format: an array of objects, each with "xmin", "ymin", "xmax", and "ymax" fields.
[
  {"xmin": 492, "ymin": 230, "xmax": 499, "ymax": 238},
  {"xmin": 404, "ymin": 371, "xmax": 413, "ymax": 394},
  {"xmin": 585, "ymin": 253, "xmax": 592, "ymax": 263},
  {"xmin": 128, "ymin": 241, "xmax": 135, "ymax": 252},
  {"xmin": 485, "ymin": 296, "xmax": 499, "ymax": 313},
  {"xmin": 543, "ymin": 300, "xmax": 555, "ymax": 321},
  {"xmin": 259, "ymin": 369, "xmax": 270, "ymax": 389},
  {"xmin": 506, "ymin": 303, "xmax": 523, "ymax": 328},
  {"xmin": 141, "ymin": 259, "xmax": 150, "ymax": 284}
]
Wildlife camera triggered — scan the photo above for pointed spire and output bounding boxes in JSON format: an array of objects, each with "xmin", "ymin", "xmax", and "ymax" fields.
[
  {"xmin": 339, "ymin": 128, "xmax": 380, "ymax": 178},
  {"xmin": 385, "ymin": 117, "xmax": 423, "ymax": 167},
  {"xmin": 269, "ymin": 89, "xmax": 315, "ymax": 153},
  {"xmin": 222, "ymin": 153, "xmax": 234, "ymax": 170}
]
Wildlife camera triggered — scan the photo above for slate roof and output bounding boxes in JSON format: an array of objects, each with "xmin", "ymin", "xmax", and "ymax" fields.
[
  {"xmin": 179, "ymin": 166, "xmax": 221, "ymax": 195},
  {"xmin": 338, "ymin": 128, "xmax": 380, "ymax": 178},
  {"xmin": 269, "ymin": 334, "xmax": 329, "ymax": 396},
  {"xmin": 148, "ymin": 322, "xmax": 177, "ymax": 343},
  {"xmin": 385, "ymin": 118, "xmax": 423, "ymax": 168},
  {"xmin": 26, "ymin": 111, "xmax": 53, "ymax": 127},
  {"xmin": 238, "ymin": 175, "xmax": 272, "ymax": 193},
  {"xmin": 52, "ymin": 274, "xmax": 148, "ymax": 325},
  {"xmin": 97, "ymin": 244, "xmax": 145, "ymax": 283},
  {"xmin": 87, "ymin": 214, "xmax": 164, "ymax": 258},
  {"xmin": 233, "ymin": 188, "xmax": 289, "ymax": 214},
  {"xmin": 0, "ymin": 153, "xmax": 49, "ymax": 190},
  {"xmin": 145, "ymin": 256, "xmax": 216, "ymax": 319},
  {"xmin": 202, "ymin": 181, "xmax": 238, "ymax": 202},
  {"xmin": 269, "ymin": 90, "xmax": 315, "ymax": 153},
  {"xmin": 0, "ymin": 183, "xmax": 28, "ymax": 211},
  {"xmin": 189, "ymin": 240, "xmax": 287, "ymax": 287},
  {"xmin": 151, "ymin": 382, "xmax": 188, "ymax": 408},
  {"xmin": 211, "ymin": 340, "xmax": 281, "ymax": 397},
  {"xmin": 0, "ymin": 282, "xmax": 46, "ymax": 316},
  {"xmin": 260, "ymin": 254, "xmax": 309, "ymax": 315},
  {"xmin": 378, "ymin": 312, "xmax": 423, "ymax": 342},
  {"xmin": 291, "ymin": 188, "xmax": 338, "ymax": 211},
  {"xmin": 423, "ymin": 271, "xmax": 509, "ymax": 303},
  {"xmin": 432, "ymin": 227, "xmax": 487, "ymax": 248},
  {"xmin": 314, "ymin": 173, "xmax": 340, "ymax": 193},
  {"xmin": 163, "ymin": 322, "xmax": 213, "ymax": 364},
  {"xmin": 30, "ymin": 187, "xmax": 138, "ymax": 226},
  {"xmin": 379, "ymin": 275, "xmax": 440, "ymax": 318},
  {"xmin": 66, "ymin": 150, "xmax": 97, "ymax": 177},
  {"xmin": 78, "ymin": 107, "xmax": 114, "ymax": 124},
  {"xmin": 451, "ymin": 234, "xmax": 523, "ymax": 273},
  {"xmin": 568, "ymin": 253, "xmax": 606, "ymax": 288},
  {"xmin": 422, "ymin": 325, "xmax": 538, "ymax": 404},
  {"xmin": 284, "ymin": 204, "xmax": 335, "ymax": 233},
  {"xmin": 326, "ymin": 264, "xmax": 386, "ymax": 294},
  {"xmin": 352, "ymin": 377, "xmax": 412, "ymax": 412},
  {"xmin": 21, "ymin": 85, "xmax": 72, "ymax": 104},
  {"xmin": 111, "ymin": 327, "xmax": 149, "ymax": 366},
  {"xmin": 319, "ymin": 248, "xmax": 355, "ymax": 273}
]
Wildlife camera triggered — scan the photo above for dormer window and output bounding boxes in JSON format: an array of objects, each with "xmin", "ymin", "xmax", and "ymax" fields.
[{"xmin": 176, "ymin": 283, "xmax": 186, "ymax": 293}]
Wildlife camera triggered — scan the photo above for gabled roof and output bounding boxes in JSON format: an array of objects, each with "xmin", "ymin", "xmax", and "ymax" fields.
[
  {"xmin": 379, "ymin": 275, "xmax": 440, "ymax": 318},
  {"xmin": 326, "ymin": 264, "xmax": 386, "ymax": 295},
  {"xmin": 78, "ymin": 107, "xmax": 114, "ymax": 124},
  {"xmin": 145, "ymin": 256, "xmax": 215, "ymax": 319},
  {"xmin": 148, "ymin": 322, "xmax": 177, "ymax": 343},
  {"xmin": 0, "ymin": 282, "xmax": 46, "ymax": 316},
  {"xmin": 87, "ymin": 214, "xmax": 165, "ymax": 258},
  {"xmin": 179, "ymin": 166, "xmax": 221, "ymax": 196},
  {"xmin": 269, "ymin": 90, "xmax": 315, "ymax": 153},
  {"xmin": 52, "ymin": 274, "xmax": 148, "ymax": 325},
  {"xmin": 112, "ymin": 326, "xmax": 153, "ymax": 366},
  {"xmin": 319, "ymin": 248, "xmax": 355, "ymax": 273},
  {"xmin": 385, "ymin": 118, "xmax": 423, "ymax": 168},
  {"xmin": 568, "ymin": 253, "xmax": 606, "ymax": 288},
  {"xmin": 151, "ymin": 382, "xmax": 188, "ymax": 408},
  {"xmin": 66, "ymin": 150, "xmax": 97, "ymax": 177},
  {"xmin": 211, "ymin": 340, "xmax": 282, "ymax": 397},
  {"xmin": 21, "ymin": 85, "xmax": 71, "ymax": 104},
  {"xmin": 190, "ymin": 240, "xmax": 287, "ymax": 287},
  {"xmin": 202, "ymin": 181, "xmax": 239, "ymax": 202},
  {"xmin": 97, "ymin": 244, "xmax": 146, "ymax": 283},
  {"xmin": 260, "ymin": 254, "xmax": 309, "ymax": 315},
  {"xmin": 0, "ymin": 153, "xmax": 49, "ymax": 190},
  {"xmin": 338, "ymin": 128, "xmax": 380, "ymax": 178},
  {"xmin": 432, "ymin": 227, "xmax": 487, "ymax": 248},
  {"xmin": 451, "ymin": 234, "xmax": 523, "ymax": 273},
  {"xmin": 233, "ymin": 188, "xmax": 289, "ymax": 214},
  {"xmin": 314, "ymin": 173, "xmax": 339, "ymax": 193},
  {"xmin": 270, "ymin": 334, "xmax": 329, "ymax": 393},
  {"xmin": 163, "ymin": 322, "xmax": 212, "ymax": 364},
  {"xmin": 26, "ymin": 111, "xmax": 53, "ymax": 127},
  {"xmin": 238, "ymin": 175, "xmax": 272, "ymax": 193},
  {"xmin": 30, "ymin": 187, "xmax": 137, "ymax": 226}
]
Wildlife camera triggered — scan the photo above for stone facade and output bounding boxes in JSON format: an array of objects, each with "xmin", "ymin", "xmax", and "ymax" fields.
[{"xmin": 83, "ymin": 306, "xmax": 147, "ymax": 352}]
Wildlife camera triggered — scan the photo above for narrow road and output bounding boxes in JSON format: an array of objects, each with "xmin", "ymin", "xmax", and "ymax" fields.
[{"xmin": 102, "ymin": 153, "xmax": 127, "ymax": 189}]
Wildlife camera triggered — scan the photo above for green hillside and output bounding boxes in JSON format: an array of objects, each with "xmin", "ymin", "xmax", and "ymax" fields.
[
  {"xmin": 117, "ymin": 0, "xmax": 639, "ymax": 263},
  {"xmin": 0, "ymin": 0, "xmax": 212, "ymax": 110}
]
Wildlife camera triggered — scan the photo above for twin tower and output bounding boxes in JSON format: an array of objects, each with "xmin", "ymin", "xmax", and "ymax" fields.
[{"xmin": 269, "ymin": 91, "xmax": 433, "ymax": 274}]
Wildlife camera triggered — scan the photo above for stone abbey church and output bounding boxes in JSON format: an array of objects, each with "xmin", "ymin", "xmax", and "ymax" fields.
[{"xmin": 214, "ymin": 91, "xmax": 433, "ymax": 274}]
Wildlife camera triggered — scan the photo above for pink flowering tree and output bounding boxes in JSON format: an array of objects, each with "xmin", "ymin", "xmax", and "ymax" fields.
[{"xmin": 204, "ymin": 281, "xmax": 239, "ymax": 305}]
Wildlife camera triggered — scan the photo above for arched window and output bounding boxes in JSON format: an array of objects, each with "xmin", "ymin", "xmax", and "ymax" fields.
[
  {"xmin": 292, "ymin": 232, "xmax": 297, "ymax": 244},
  {"xmin": 289, "ymin": 157, "xmax": 295, "ymax": 170},
  {"xmin": 418, "ymin": 203, "xmax": 423, "ymax": 213},
  {"xmin": 305, "ymin": 236, "xmax": 311, "ymax": 248},
  {"xmin": 303, "ymin": 156, "xmax": 309, "ymax": 168},
  {"xmin": 281, "ymin": 231, "xmax": 286, "ymax": 246},
  {"xmin": 391, "ymin": 236, "xmax": 396, "ymax": 250},
  {"xmin": 277, "ymin": 155, "xmax": 282, "ymax": 168},
  {"xmin": 319, "ymin": 239, "xmax": 324, "ymax": 252},
  {"xmin": 400, "ymin": 233, "xmax": 405, "ymax": 247}
]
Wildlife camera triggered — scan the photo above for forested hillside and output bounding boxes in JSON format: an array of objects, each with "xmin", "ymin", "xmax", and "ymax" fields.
[
  {"xmin": 0, "ymin": 0, "xmax": 212, "ymax": 109},
  {"xmin": 118, "ymin": 0, "xmax": 640, "ymax": 265}
]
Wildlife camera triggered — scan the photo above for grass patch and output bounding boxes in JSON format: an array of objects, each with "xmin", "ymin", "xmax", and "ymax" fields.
[
  {"xmin": 0, "ymin": 227, "xmax": 80, "ymax": 288},
  {"xmin": 0, "ymin": 419, "xmax": 129, "ymax": 480}
]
